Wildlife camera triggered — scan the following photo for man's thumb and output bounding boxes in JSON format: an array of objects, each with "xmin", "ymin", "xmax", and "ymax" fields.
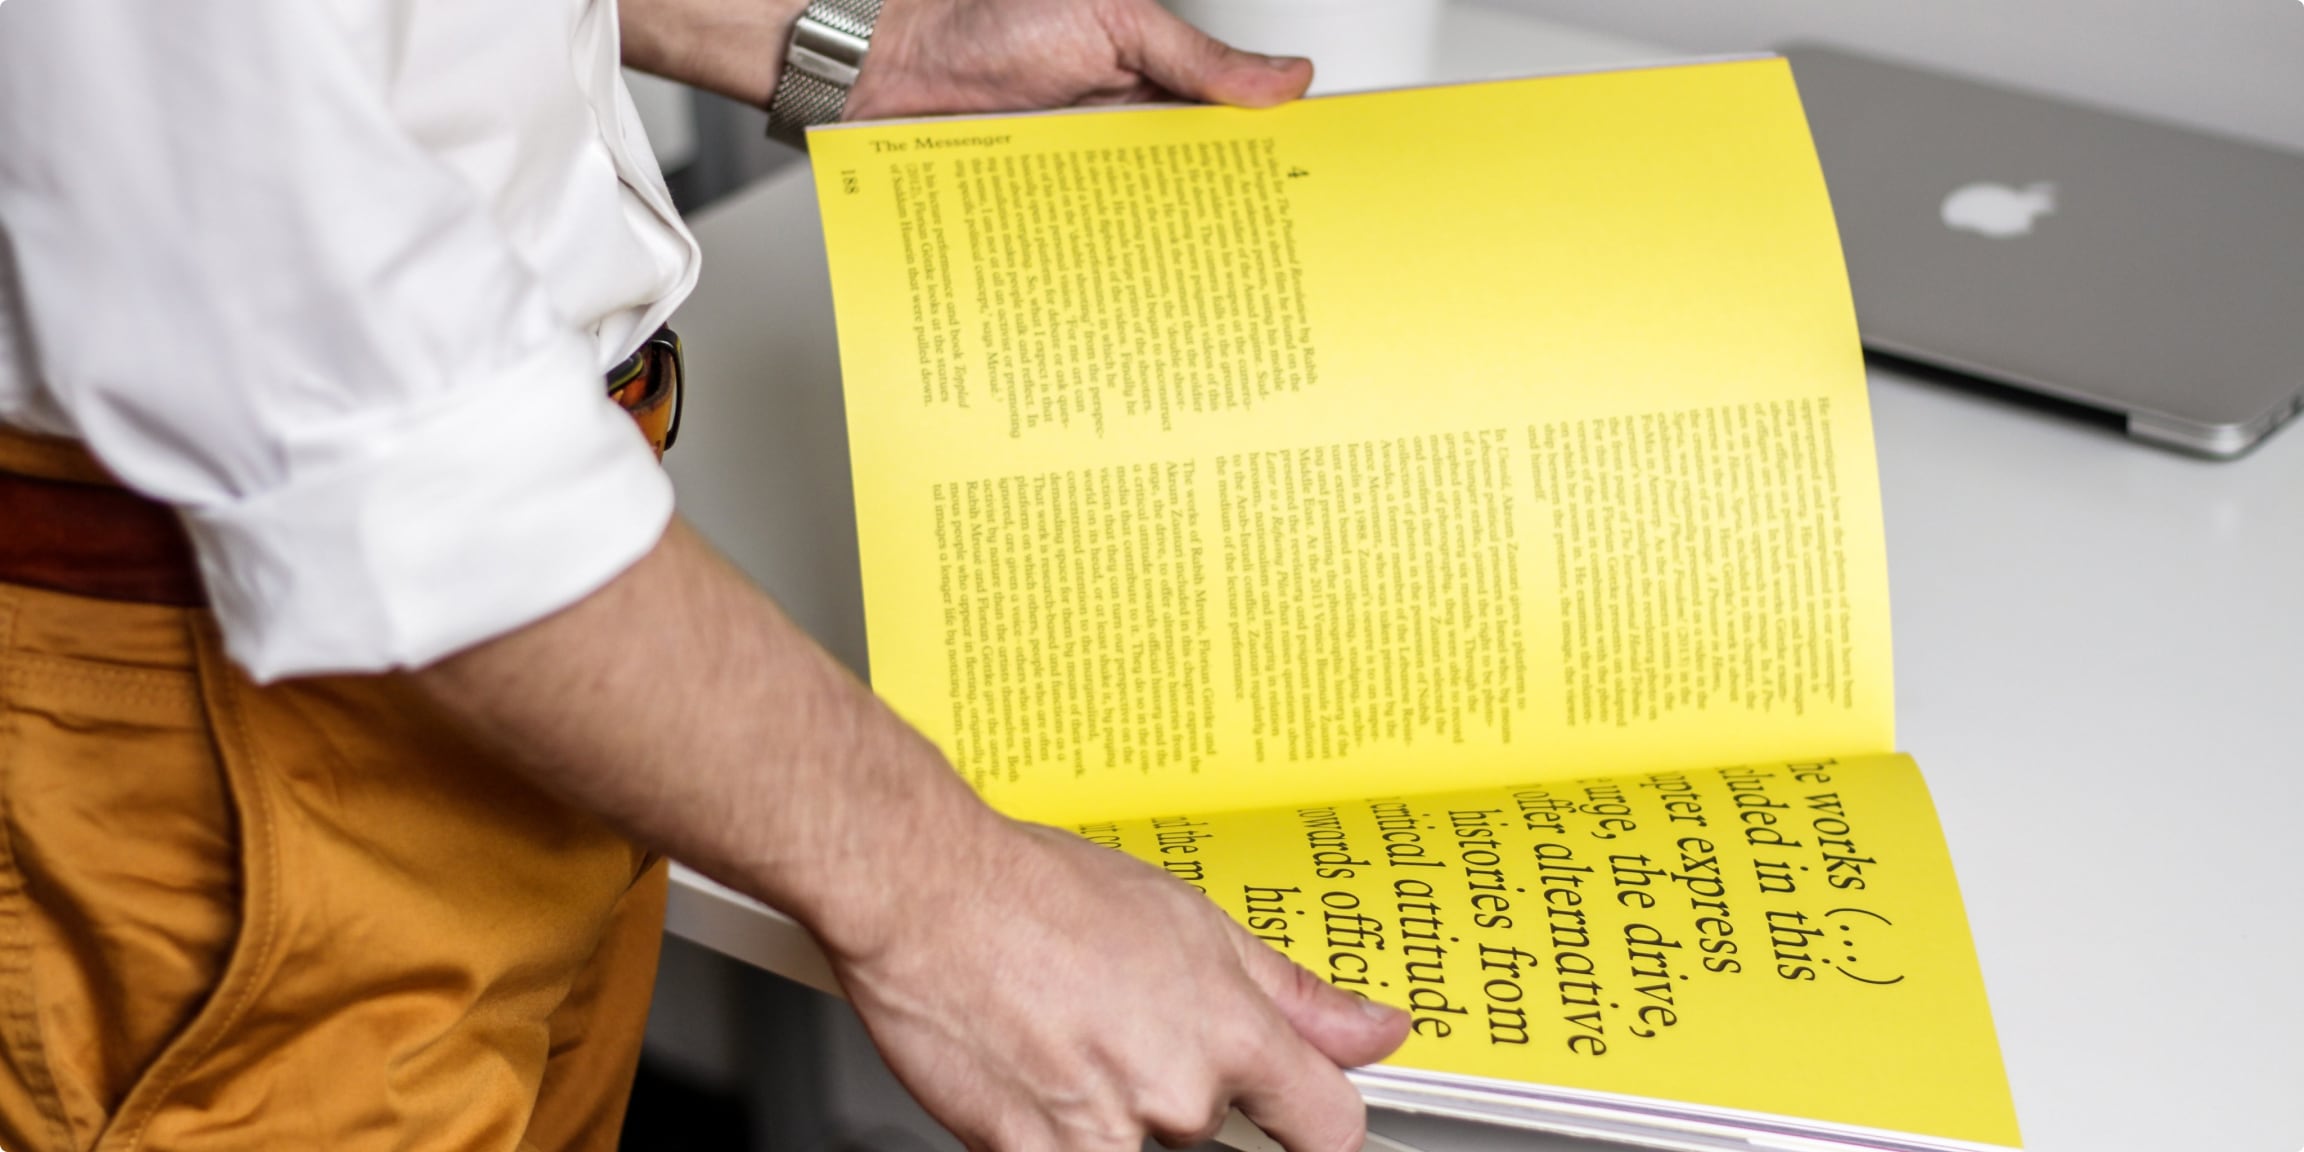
[
  {"xmin": 1231, "ymin": 925, "xmax": 1411, "ymax": 1067},
  {"xmin": 1127, "ymin": 3, "xmax": 1313, "ymax": 107}
]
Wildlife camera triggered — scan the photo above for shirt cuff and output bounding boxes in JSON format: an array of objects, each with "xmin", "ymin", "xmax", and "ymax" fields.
[{"xmin": 182, "ymin": 339, "xmax": 675, "ymax": 682}]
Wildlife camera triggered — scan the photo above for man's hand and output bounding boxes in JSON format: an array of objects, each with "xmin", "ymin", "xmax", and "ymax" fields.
[
  {"xmin": 415, "ymin": 522, "xmax": 1407, "ymax": 1152},
  {"xmin": 840, "ymin": 820, "xmax": 1407, "ymax": 1152},
  {"xmin": 621, "ymin": 0, "xmax": 1311, "ymax": 117},
  {"xmin": 847, "ymin": 0, "xmax": 1312, "ymax": 119}
]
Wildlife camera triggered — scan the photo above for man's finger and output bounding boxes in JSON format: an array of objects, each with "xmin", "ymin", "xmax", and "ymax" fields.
[
  {"xmin": 1231, "ymin": 1028, "xmax": 1370, "ymax": 1152},
  {"xmin": 1122, "ymin": 1, "xmax": 1312, "ymax": 108},
  {"xmin": 1231, "ymin": 924, "xmax": 1412, "ymax": 1069}
]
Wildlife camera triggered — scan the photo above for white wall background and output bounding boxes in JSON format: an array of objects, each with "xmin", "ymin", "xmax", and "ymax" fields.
[
  {"xmin": 625, "ymin": 68, "xmax": 700, "ymax": 173},
  {"xmin": 1475, "ymin": 0, "xmax": 2304, "ymax": 153}
]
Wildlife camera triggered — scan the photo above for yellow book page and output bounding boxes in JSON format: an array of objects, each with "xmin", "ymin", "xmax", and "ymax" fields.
[
  {"xmin": 811, "ymin": 58, "xmax": 1895, "ymax": 826},
  {"xmin": 1080, "ymin": 754, "xmax": 2019, "ymax": 1148}
]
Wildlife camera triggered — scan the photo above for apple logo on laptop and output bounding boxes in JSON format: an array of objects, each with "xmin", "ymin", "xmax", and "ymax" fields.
[{"xmin": 1941, "ymin": 182, "xmax": 2056, "ymax": 238}]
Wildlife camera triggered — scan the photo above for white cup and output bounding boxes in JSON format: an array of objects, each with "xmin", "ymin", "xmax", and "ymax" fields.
[{"xmin": 1163, "ymin": 0, "xmax": 1444, "ymax": 95}]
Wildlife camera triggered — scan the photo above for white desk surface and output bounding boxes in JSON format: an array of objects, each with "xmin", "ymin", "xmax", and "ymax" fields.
[{"xmin": 662, "ymin": 7, "xmax": 2304, "ymax": 1151}]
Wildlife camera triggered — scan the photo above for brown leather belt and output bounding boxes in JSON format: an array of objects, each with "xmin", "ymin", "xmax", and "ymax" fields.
[{"xmin": 0, "ymin": 328, "xmax": 683, "ymax": 608}]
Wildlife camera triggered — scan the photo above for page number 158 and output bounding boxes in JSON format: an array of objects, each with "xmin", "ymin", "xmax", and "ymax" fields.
[{"xmin": 841, "ymin": 170, "xmax": 861, "ymax": 195}]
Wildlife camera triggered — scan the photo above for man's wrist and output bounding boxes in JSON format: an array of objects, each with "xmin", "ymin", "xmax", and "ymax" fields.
[
  {"xmin": 764, "ymin": 0, "xmax": 885, "ymax": 145},
  {"xmin": 773, "ymin": 728, "xmax": 1012, "ymax": 964}
]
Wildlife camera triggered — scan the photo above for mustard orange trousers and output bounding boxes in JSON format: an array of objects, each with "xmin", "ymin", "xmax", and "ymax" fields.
[{"xmin": 0, "ymin": 568, "xmax": 666, "ymax": 1149}]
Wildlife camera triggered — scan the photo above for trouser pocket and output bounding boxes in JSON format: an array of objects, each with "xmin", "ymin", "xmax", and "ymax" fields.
[{"xmin": 0, "ymin": 587, "xmax": 244, "ymax": 1152}]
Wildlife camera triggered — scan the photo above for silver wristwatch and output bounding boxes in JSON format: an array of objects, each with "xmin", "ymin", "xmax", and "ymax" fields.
[{"xmin": 764, "ymin": 0, "xmax": 884, "ymax": 148}]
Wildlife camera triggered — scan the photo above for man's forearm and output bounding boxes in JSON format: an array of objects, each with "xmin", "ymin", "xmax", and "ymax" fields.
[
  {"xmin": 621, "ymin": 0, "xmax": 1316, "ymax": 128},
  {"xmin": 411, "ymin": 517, "xmax": 987, "ymax": 960},
  {"xmin": 620, "ymin": 0, "xmax": 807, "ymax": 110},
  {"xmin": 414, "ymin": 517, "xmax": 1406, "ymax": 1152}
]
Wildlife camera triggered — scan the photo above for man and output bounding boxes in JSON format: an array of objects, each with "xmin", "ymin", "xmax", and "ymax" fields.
[{"xmin": 0, "ymin": 1, "xmax": 1410, "ymax": 1149}]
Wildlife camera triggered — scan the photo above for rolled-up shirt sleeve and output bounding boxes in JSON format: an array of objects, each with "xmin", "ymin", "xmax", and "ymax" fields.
[{"xmin": 0, "ymin": 1, "xmax": 680, "ymax": 680}]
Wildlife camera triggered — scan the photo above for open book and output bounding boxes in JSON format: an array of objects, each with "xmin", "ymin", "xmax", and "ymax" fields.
[{"xmin": 802, "ymin": 57, "xmax": 2021, "ymax": 1152}]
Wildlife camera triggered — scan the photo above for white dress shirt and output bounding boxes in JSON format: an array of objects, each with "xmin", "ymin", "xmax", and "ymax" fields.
[{"xmin": 0, "ymin": 0, "xmax": 699, "ymax": 681}]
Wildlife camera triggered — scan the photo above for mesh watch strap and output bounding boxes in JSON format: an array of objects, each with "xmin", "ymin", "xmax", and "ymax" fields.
[{"xmin": 765, "ymin": 0, "xmax": 885, "ymax": 148}]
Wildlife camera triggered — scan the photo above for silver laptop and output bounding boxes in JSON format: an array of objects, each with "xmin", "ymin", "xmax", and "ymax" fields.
[{"xmin": 1783, "ymin": 44, "xmax": 2304, "ymax": 458}]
